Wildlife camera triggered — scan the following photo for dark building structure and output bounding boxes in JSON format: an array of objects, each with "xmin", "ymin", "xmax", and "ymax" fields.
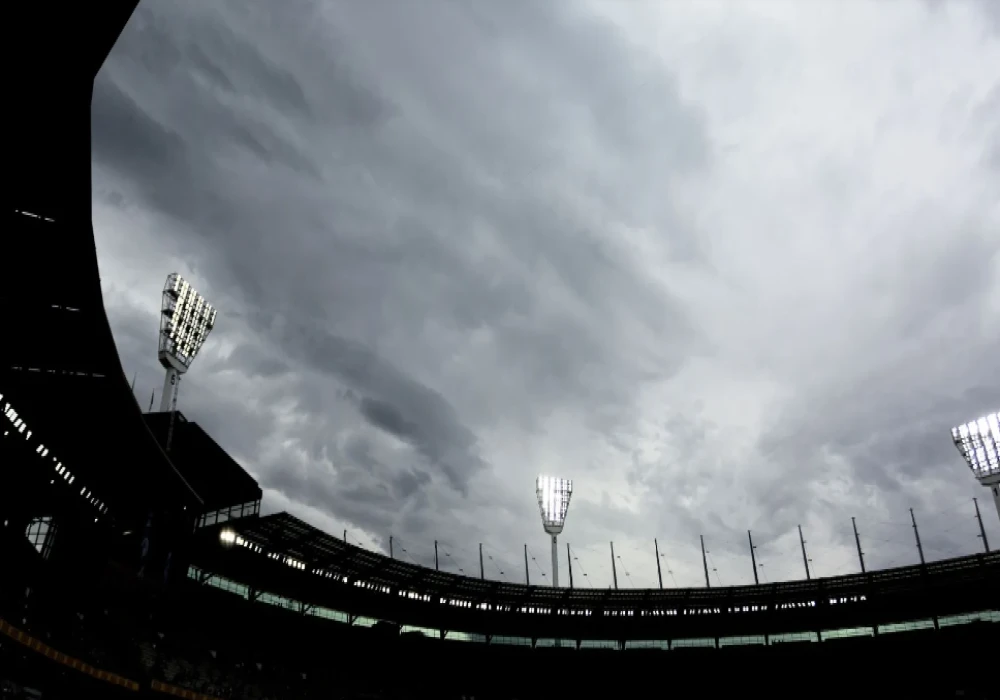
[
  {"xmin": 5, "ymin": 0, "xmax": 197, "ymax": 538},
  {"xmin": 189, "ymin": 512, "xmax": 998, "ymax": 647},
  {"xmin": 143, "ymin": 412, "xmax": 262, "ymax": 529}
]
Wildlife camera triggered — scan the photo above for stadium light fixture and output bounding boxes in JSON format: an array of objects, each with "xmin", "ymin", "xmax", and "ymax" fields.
[
  {"xmin": 951, "ymin": 411, "xmax": 1000, "ymax": 524},
  {"xmin": 157, "ymin": 273, "xmax": 217, "ymax": 414},
  {"xmin": 536, "ymin": 475, "xmax": 573, "ymax": 588}
]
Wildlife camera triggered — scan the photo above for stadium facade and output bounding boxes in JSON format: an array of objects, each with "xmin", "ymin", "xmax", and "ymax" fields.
[{"xmin": 3, "ymin": 2, "xmax": 997, "ymax": 698}]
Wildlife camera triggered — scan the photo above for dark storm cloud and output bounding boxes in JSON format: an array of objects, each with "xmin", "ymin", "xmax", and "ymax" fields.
[
  {"xmin": 221, "ymin": 345, "xmax": 290, "ymax": 379},
  {"xmin": 358, "ymin": 399, "xmax": 415, "ymax": 445},
  {"xmin": 91, "ymin": 78, "xmax": 185, "ymax": 176},
  {"xmin": 356, "ymin": 391, "xmax": 486, "ymax": 496},
  {"xmin": 273, "ymin": 323, "xmax": 489, "ymax": 494},
  {"xmin": 753, "ymin": 354, "xmax": 1000, "ymax": 525},
  {"xmin": 93, "ymin": 0, "xmax": 707, "ymax": 490},
  {"xmin": 92, "ymin": 0, "xmax": 1000, "ymax": 587}
]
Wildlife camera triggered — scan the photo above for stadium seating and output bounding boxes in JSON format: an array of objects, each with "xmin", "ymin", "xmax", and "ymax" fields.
[{"xmin": 3, "ymin": 568, "xmax": 997, "ymax": 700}]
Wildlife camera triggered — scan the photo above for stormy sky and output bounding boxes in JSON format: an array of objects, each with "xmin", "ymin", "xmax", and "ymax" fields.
[{"xmin": 92, "ymin": 0, "xmax": 999, "ymax": 589}]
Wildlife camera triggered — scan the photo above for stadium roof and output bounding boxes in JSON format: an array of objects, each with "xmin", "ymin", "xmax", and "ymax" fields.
[
  {"xmin": 190, "ymin": 512, "xmax": 999, "ymax": 640},
  {"xmin": 2, "ymin": 362, "xmax": 203, "ymax": 517},
  {"xmin": 144, "ymin": 412, "xmax": 261, "ymax": 511}
]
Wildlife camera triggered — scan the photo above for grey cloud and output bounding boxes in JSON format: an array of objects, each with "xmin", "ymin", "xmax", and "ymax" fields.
[
  {"xmin": 391, "ymin": 469, "xmax": 433, "ymax": 501},
  {"xmin": 342, "ymin": 432, "xmax": 432, "ymax": 500},
  {"xmin": 188, "ymin": 24, "xmax": 311, "ymax": 118},
  {"xmin": 222, "ymin": 344, "xmax": 290, "ymax": 379},
  {"xmin": 228, "ymin": 117, "xmax": 321, "ymax": 179},
  {"xmin": 355, "ymin": 393, "xmax": 483, "ymax": 497},
  {"xmin": 93, "ymin": 0, "xmax": 1000, "ymax": 588},
  {"xmin": 266, "ymin": 465, "xmax": 396, "ymax": 540},
  {"xmin": 92, "ymin": 78, "xmax": 186, "ymax": 177},
  {"xmin": 973, "ymin": 0, "xmax": 1000, "ymax": 34},
  {"xmin": 358, "ymin": 398, "xmax": 415, "ymax": 443},
  {"xmin": 95, "ymin": 0, "xmax": 708, "ymax": 442}
]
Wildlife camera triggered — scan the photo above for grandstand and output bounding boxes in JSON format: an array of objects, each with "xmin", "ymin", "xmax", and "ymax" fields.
[
  {"xmin": 3, "ymin": 2, "xmax": 997, "ymax": 698},
  {"xmin": 191, "ymin": 512, "xmax": 999, "ymax": 645}
]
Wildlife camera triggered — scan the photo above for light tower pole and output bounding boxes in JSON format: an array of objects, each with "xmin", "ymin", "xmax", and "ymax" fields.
[
  {"xmin": 951, "ymin": 411, "xmax": 1000, "ymax": 524},
  {"xmin": 535, "ymin": 475, "xmax": 573, "ymax": 589},
  {"xmin": 156, "ymin": 274, "xmax": 217, "ymax": 449}
]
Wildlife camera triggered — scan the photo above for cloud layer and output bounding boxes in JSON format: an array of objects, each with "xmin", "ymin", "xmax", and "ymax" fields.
[{"xmin": 92, "ymin": 0, "xmax": 1000, "ymax": 588}]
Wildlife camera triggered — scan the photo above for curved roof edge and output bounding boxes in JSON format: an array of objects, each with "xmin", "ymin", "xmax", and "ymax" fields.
[{"xmin": 190, "ymin": 511, "xmax": 998, "ymax": 640}]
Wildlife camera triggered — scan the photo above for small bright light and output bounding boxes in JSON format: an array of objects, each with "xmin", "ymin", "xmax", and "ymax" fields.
[
  {"xmin": 952, "ymin": 411, "xmax": 1000, "ymax": 480},
  {"xmin": 536, "ymin": 475, "xmax": 573, "ymax": 535},
  {"xmin": 220, "ymin": 529, "xmax": 237, "ymax": 545}
]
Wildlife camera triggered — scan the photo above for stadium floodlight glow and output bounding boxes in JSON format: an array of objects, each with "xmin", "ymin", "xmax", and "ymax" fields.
[
  {"xmin": 157, "ymin": 273, "xmax": 217, "ymax": 413},
  {"xmin": 536, "ymin": 475, "xmax": 573, "ymax": 590},
  {"xmin": 952, "ymin": 411, "xmax": 1000, "ymax": 524}
]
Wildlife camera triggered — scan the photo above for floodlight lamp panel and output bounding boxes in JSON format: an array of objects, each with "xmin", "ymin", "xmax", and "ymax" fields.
[
  {"xmin": 536, "ymin": 474, "xmax": 573, "ymax": 535},
  {"xmin": 158, "ymin": 273, "xmax": 218, "ymax": 372},
  {"xmin": 951, "ymin": 411, "xmax": 1000, "ymax": 480}
]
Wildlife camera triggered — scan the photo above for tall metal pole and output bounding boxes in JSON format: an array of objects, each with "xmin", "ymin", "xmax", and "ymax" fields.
[
  {"xmin": 610, "ymin": 542, "xmax": 618, "ymax": 589},
  {"xmin": 479, "ymin": 543, "xmax": 485, "ymax": 579},
  {"xmin": 973, "ymin": 498, "xmax": 990, "ymax": 553},
  {"xmin": 654, "ymin": 539, "xmax": 664, "ymax": 590},
  {"xmin": 160, "ymin": 367, "xmax": 179, "ymax": 413},
  {"xmin": 567, "ymin": 543, "xmax": 574, "ymax": 588},
  {"xmin": 389, "ymin": 535, "xmax": 394, "ymax": 559},
  {"xmin": 991, "ymin": 479, "xmax": 1000, "ymax": 525},
  {"xmin": 852, "ymin": 517, "xmax": 866, "ymax": 573},
  {"xmin": 524, "ymin": 544, "xmax": 530, "ymax": 585},
  {"xmin": 798, "ymin": 525, "xmax": 811, "ymax": 580},
  {"xmin": 700, "ymin": 535, "xmax": 710, "ymax": 588},
  {"xmin": 551, "ymin": 535, "xmax": 559, "ymax": 588},
  {"xmin": 434, "ymin": 540, "xmax": 439, "ymax": 570},
  {"xmin": 910, "ymin": 508, "xmax": 925, "ymax": 565},
  {"xmin": 748, "ymin": 530, "xmax": 759, "ymax": 585},
  {"xmin": 163, "ymin": 371, "xmax": 181, "ymax": 452}
]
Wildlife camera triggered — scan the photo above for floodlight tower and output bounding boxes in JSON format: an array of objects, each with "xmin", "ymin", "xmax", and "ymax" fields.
[
  {"xmin": 536, "ymin": 475, "xmax": 573, "ymax": 588},
  {"xmin": 157, "ymin": 273, "xmax": 217, "ymax": 414},
  {"xmin": 951, "ymin": 411, "xmax": 1000, "ymax": 524}
]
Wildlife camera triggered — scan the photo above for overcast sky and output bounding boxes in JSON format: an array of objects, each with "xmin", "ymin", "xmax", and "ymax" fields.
[{"xmin": 92, "ymin": 0, "xmax": 999, "ymax": 590}]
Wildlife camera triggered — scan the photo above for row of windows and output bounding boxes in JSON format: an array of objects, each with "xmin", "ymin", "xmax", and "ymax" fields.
[
  {"xmin": 3, "ymin": 395, "xmax": 109, "ymax": 522},
  {"xmin": 197, "ymin": 500, "xmax": 261, "ymax": 529},
  {"xmin": 187, "ymin": 566, "xmax": 998, "ymax": 647}
]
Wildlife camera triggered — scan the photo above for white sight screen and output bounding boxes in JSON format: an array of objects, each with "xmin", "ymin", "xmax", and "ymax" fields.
[
  {"xmin": 952, "ymin": 411, "xmax": 1000, "ymax": 479},
  {"xmin": 163, "ymin": 274, "xmax": 217, "ymax": 367},
  {"xmin": 536, "ymin": 475, "xmax": 573, "ymax": 530}
]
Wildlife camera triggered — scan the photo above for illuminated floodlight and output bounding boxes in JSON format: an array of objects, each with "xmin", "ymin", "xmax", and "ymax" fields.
[
  {"xmin": 536, "ymin": 475, "xmax": 573, "ymax": 591},
  {"xmin": 951, "ymin": 411, "xmax": 1000, "ymax": 524},
  {"xmin": 157, "ymin": 273, "xmax": 217, "ymax": 413},
  {"xmin": 536, "ymin": 475, "xmax": 573, "ymax": 536},
  {"xmin": 952, "ymin": 412, "xmax": 1000, "ymax": 479}
]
